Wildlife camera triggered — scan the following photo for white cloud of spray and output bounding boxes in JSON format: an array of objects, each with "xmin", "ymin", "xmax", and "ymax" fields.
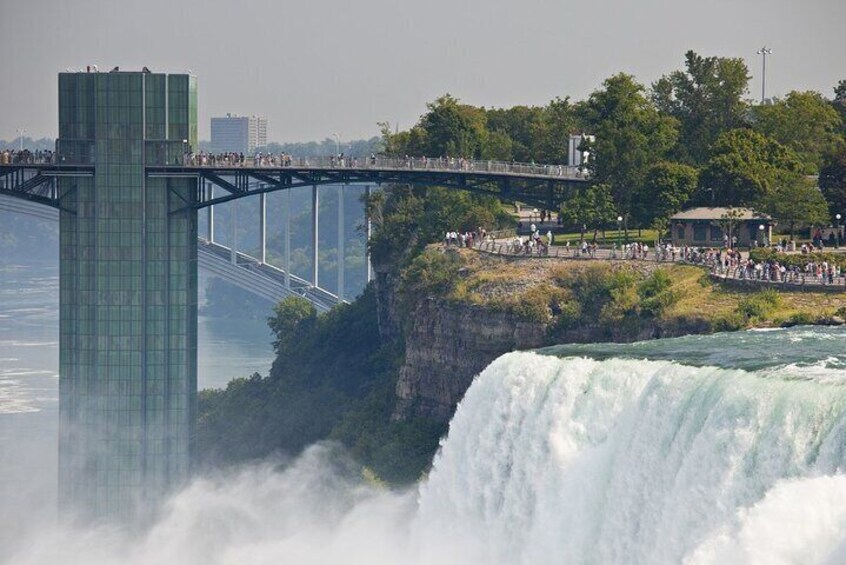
[{"xmin": 9, "ymin": 444, "xmax": 417, "ymax": 565}]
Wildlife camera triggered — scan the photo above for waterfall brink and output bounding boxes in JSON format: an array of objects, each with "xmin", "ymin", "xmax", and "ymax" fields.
[{"xmin": 416, "ymin": 352, "xmax": 846, "ymax": 565}]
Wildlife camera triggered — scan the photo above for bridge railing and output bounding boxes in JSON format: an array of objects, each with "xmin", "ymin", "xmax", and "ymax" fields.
[
  {"xmin": 183, "ymin": 154, "xmax": 587, "ymax": 180},
  {"xmin": 2, "ymin": 148, "xmax": 588, "ymax": 180}
]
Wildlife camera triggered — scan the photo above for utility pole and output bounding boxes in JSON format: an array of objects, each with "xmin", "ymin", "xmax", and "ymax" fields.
[{"xmin": 756, "ymin": 46, "xmax": 773, "ymax": 103}]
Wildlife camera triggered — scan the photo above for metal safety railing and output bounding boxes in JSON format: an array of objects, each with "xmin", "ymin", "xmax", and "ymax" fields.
[
  {"xmin": 182, "ymin": 153, "xmax": 586, "ymax": 179},
  {"xmin": 1, "ymin": 148, "xmax": 588, "ymax": 181}
]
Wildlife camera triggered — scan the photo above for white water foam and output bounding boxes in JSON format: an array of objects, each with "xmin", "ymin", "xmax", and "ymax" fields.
[{"xmin": 415, "ymin": 352, "xmax": 846, "ymax": 564}]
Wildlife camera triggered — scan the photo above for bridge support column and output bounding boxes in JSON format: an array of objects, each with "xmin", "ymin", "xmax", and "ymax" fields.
[
  {"xmin": 312, "ymin": 185, "xmax": 319, "ymax": 287},
  {"xmin": 365, "ymin": 185, "xmax": 373, "ymax": 282},
  {"xmin": 284, "ymin": 189, "xmax": 291, "ymax": 288},
  {"xmin": 231, "ymin": 198, "xmax": 238, "ymax": 265},
  {"xmin": 337, "ymin": 185, "xmax": 344, "ymax": 302},
  {"xmin": 207, "ymin": 183, "xmax": 214, "ymax": 242},
  {"xmin": 259, "ymin": 193, "xmax": 267, "ymax": 264}
]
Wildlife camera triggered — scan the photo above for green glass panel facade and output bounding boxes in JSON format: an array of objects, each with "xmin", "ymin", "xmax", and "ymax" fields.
[{"xmin": 57, "ymin": 72, "xmax": 198, "ymax": 521}]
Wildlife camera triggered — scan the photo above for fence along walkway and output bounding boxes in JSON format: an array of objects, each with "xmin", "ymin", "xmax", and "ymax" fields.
[{"xmin": 471, "ymin": 239, "xmax": 846, "ymax": 291}]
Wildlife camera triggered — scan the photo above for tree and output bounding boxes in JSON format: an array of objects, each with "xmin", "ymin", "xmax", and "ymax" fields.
[
  {"xmin": 268, "ymin": 296, "xmax": 317, "ymax": 354},
  {"xmin": 529, "ymin": 97, "xmax": 581, "ymax": 164},
  {"xmin": 652, "ymin": 50, "xmax": 751, "ymax": 165},
  {"xmin": 417, "ymin": 94, "xmax": 488, "ymax": 157},
  {"xmin": 833, "ymin": 79, "xmax": 846, "ymax": 136},
  {"xmin": 713, "ymin": 207, "xmax": 745, "ymax": 249},
  {"xmin": 763, "ymin": 176, "xmax": 830, "ymax": 239},
  {"xmin": 484, "ymin": 105, "xmax": 544, "ymax": 161},
  {"xmin": 560, "ymin": 184, "xmax": 617, "ymax": 240},
  {"xmin": 632, "ymin": 161, "xmax": 698, "ymax": 231},
  {"xmin": 580, "ymin": 73, "xmax": 678, "ymax": 221},
  {"xmin": 699, "ymin": 129, "xmax": 803, "ymax": 206},
  {"xmin": 751, "ymin": 90, "xmax": 844, "ymax": 173},
  {"xmin": 820, "ymin": 149, "xmax": 846, "ymax": 218}
]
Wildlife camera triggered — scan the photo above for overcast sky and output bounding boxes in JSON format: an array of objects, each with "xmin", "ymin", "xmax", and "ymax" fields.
[{"xmin": 1, "ymin": 0, "xmax": 844, "ymax": 143}]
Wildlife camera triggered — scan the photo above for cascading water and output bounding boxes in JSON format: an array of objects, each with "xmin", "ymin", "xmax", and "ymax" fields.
[
  {"xmin": 415, "ymin": 330, "xmax": 846, "ymax": 565},
  {"xmin": 7, "ymin": 327, "xmax": 846, "ymax": 564}
]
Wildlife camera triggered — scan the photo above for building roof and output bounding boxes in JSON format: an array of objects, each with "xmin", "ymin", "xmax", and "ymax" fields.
[{"xmin": 670, "ymin": 207, "xmax": 772, "ymax": 221}]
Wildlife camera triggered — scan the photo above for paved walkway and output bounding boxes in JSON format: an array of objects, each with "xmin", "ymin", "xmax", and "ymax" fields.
[{"xmin": 468, "ymin": 239, "xmax": 846, "ymax": 292}]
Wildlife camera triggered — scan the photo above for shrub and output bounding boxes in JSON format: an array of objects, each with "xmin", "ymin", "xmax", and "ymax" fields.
[
  {"xmin": 784, "ymin": 311, "xmax": 817, "ymax": 326},
  {"xmin": 736, "ymin": 289, "xmax": 782, "ymax": 320}
]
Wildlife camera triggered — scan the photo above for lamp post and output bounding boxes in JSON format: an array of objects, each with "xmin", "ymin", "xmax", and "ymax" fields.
[
  {"xmin": 533, "ymin": 208, "xmax": 539, "ymax": 224},
  {"xmin": 182, "ymin": 139, "xmax": 188, "ymax": 165},
  {"xmin": 332, "ymin": 132, "xmax": 341, "ymax": 157},
  {"xmin": 15, "ymin": 128, "xmax": 26, "ymax": 152},
  {"xmin": 617, "ymin": 215, "xmax": 623, "ymax": 250},
  {"xmin": 756, "ymin": 46, "xmax": 773, "ymax": 103},
  {"xmin": 837, "ymin": 214, "xmax": 842, "ymax": 249},
  {"xmin": 759, "ymin": 224, "xmax": 765, "ymax": 247}
]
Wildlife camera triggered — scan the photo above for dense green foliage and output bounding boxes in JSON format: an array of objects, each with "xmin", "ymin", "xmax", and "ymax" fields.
[
  {"xmin": 652, "ymin": 51, "xmax": 751, "ymax": 166},
  {"xmin": 632, "ymin": 162, "xmax": 699, "ymax": 230},
  {"xmin": 381, "ymin": 52, "xmax": 845, "ymax": 235},
  {"xmin": 750, "ymin": 91, "xmax": 844, "ymax": 173},
  {"xmin": 820, "ymin": 150, "xmax": 846, "ymax": 217},
  {"xmin": 367, "ymin": 185, "xmax": 513, "ymax": 267},
  {"xmin": 580, "ymin": 73, "xmax": 679, "ymax": 220},
  {"xmin": 699, "ymin": 129, "xmax": 804, "ymax": 206},
  {"xmin": 197, "ymin": 289, "xmax": 446, "ymax": 484},
  {"xmin": 549, "ymin": 265, "xmax": 681, "ymax": 338}
]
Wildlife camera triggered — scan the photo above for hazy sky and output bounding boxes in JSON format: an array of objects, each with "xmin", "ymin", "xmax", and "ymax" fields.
[{"xmin": 1, "ymin": 0, "xmax": 844, "ymax": 143}]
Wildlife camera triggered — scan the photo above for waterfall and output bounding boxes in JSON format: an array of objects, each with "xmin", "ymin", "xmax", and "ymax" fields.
[{"xmin": 415, "ymin": 351, "xmax": 846, "ymax": 565}]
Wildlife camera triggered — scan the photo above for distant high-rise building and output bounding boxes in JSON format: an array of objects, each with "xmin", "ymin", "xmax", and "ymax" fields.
[{"xmin": 210, "ymin": 114, "xmax": 267, "ymax": 154}]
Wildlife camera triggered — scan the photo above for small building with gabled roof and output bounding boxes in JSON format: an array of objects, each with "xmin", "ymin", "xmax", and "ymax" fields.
[{"xmin": 669, "ymin": 207, "xmax": 774, "ymax": 247}]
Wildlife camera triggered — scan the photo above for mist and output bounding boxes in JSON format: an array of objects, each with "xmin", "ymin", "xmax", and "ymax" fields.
[{"xmin": 6, "ymin": 444, "xmax": 416, "ymax": 565}]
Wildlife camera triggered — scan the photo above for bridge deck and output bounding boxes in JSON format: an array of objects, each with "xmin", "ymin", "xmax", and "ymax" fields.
[{"xmin": 1, "ymin": 156, "xmax": 587, "ymax": 211}]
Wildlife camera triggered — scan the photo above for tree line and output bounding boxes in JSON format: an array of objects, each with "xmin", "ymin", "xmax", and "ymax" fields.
[{"xmin": 380, "ymin": 50, "xmax": 846, "ymax": 237}]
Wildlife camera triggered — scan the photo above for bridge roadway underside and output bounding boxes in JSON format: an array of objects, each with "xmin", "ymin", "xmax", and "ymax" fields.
[{"xmin": 0, "ymin": 163, "xmax": 585, "ymax": 212}]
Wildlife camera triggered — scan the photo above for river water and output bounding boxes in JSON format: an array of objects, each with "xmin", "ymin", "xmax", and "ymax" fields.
[{"xmin": 4, "ymin": 258, "xmax": 846, "ymax": 564}]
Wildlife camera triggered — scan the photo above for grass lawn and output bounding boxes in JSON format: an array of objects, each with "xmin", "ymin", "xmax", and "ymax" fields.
[{"xmin": 549, "ymin": 229, "xmax": 661, "ymax": 246}]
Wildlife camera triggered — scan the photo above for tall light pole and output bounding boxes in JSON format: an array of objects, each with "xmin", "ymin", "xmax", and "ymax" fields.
[
  {"xmin": 332, "ymin": 132, "xmax": 341, "ymax": 157},
  {"xmin": 837, "ymin": 213, "xmax": 842, "ymax": 249},
  {"xmin": 617, "ymin": 215, "xmax": 623, "ymax": 250},
  {"xmin": 756, "ymin": 46, "xmax": 773, "ymax": 103},
  {"xmin": 15, "ymin": 128, "xmax": 26, "ymax": 152}
]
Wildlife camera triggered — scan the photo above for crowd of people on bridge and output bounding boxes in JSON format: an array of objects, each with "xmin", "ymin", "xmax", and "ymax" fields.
[
  {"xmin": 0, "ymin": 149, "xmax": 55, "ymax": 165},
  {"xmin": 177, "ymin": 151, "xmax": 577, "ymax": 176},
  {"xmin": 2, "ymin": 146, "xmax": 576, "ymax": 179}
]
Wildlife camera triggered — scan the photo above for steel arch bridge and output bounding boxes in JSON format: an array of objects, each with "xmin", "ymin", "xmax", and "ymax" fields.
[
  {"xmin": 0, "ymin": 155, "xmax": 587, "ymax": 308},
  {"xmin": 0, "ymin": 156, "xmax": 586, "ymax": 211}
]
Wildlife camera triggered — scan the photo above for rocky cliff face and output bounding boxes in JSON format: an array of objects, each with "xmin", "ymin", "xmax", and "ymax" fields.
[{"xmin": 392, "ymin": 297, "xmax": 547, "ymax": 422}]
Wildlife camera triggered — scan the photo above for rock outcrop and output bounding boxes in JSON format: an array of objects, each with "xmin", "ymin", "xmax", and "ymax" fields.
[{"xmin": 393, "ymin": 297, "xmax": 547, "ymax": 422}]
